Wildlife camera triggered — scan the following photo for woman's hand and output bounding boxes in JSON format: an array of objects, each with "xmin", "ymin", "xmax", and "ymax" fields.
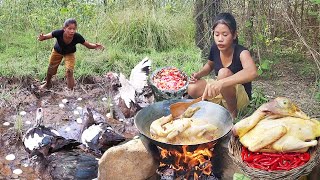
[
  {"xmin": 202, "ymin": 80, "xmax": 223, "ymax": 100},
  {"xmin": 189, "ymin": 72, "xmax": 201, "ymax": 84}
]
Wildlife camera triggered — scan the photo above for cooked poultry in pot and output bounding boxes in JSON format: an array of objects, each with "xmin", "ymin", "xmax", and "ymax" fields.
[
  {"xmin": 233, "ymin": 97, "xmax": 320, "ymax": 153},
  {"xmin": 150, "ymin": 107, "xmax": 218, "ymax": 144}
]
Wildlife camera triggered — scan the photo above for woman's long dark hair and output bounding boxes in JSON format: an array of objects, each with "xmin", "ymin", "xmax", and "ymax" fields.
[{"xmin": 212, "ymin": 13, "xmax": 238, "ymax": 44}]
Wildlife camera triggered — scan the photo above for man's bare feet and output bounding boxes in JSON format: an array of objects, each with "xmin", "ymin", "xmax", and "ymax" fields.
[
  {"xmin": 64, "ymin": 87, "xmax": 74, "ymax": 97},
  {"xmin": 39, "ymin": 82, "xmax": 52, "ymax": 90}
]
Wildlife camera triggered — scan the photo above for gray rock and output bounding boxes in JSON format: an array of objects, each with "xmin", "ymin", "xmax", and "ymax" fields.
[{"xmin": 98, "ymin": 136, "xmax": 159, "ymax": 180}]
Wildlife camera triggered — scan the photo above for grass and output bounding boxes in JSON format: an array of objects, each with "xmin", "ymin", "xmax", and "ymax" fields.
[
  {"xmin": 0, "ymin": 85, "xmax": 19, "ymax": 107},
  {"xmin": 14, "ymin": 114, "xmax": 24, "ymax": 139},
  {"xmin": 0, "ymin": 2, "xmax": 200, "ymax": 79}
]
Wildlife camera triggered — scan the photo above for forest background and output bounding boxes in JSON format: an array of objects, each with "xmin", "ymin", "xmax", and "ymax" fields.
[{"xmin": 0, "ymin": 0, "xmax": 320, "ymax": 115}]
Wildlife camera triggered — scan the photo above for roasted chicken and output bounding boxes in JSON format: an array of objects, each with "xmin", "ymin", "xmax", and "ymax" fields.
[{"xmin": 233, "ymin": 97, "xmax": 320, "ymax": 153}]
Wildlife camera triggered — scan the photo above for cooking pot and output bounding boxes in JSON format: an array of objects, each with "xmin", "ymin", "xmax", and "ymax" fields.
[{"xmin": 134, "ymin": 99, "xmax": 233, "ymax": 149}]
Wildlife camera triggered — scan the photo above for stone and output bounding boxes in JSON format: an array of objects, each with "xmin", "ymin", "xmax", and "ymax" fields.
[{"xmin": 98, "ymin": 136, "xmax": 159, "ymax": 180}]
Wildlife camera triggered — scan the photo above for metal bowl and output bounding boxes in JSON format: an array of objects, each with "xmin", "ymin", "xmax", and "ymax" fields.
[
  {"xmin": 148, "ymin": 67, "xmax": 189, "ymax": 101},
  {"xmin": 134, "ymin": 99, "xmax": 233, "ymax": 149}
]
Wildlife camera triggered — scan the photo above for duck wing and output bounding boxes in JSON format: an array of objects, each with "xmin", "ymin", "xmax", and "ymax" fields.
[
  {"xmin": 119, "ymin": 73, "xmax": 136, "ymax": 108},
  {"xmin": 81, "ymin": 123, "xmax": 126, "ymax": 153},
  {"xmin": 45, "ymin": 150, "xmax": 98, "ymax": 180},
  {"xmin": 98, "ymin": 125, "xmax": 126, "ymax": 152},
  {"xmin": 23, "ymin": 126, "xmax": 80, "ymax": 156},
  {"xmin": 129, "ymin": 57, "xmax": 151, "ymax": 93},
  {"xmin": 23, "ymin": 126, "xmax": 59, "ymax": 155}
]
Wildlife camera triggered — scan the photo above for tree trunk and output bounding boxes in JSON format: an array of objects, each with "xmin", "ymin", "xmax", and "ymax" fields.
[
  {"xmin": 194, "ymin": 0, "xmax": 205, "ymax": 51},
  {"xmin": 244, "ymin": 0, "xmax": 254, "ymax": 49},
  {"xmin": 194, "ymin": 0, "xmax": 221, "ymax": 57},
  {"xmin": 309, "ymin": 4, "xmax": 319, "ymax": 50}
]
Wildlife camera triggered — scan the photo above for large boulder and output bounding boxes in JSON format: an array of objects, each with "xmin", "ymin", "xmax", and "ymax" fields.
[{"xmin": 98, "ymin": 136, "xmax": 159, "ymax": 180}]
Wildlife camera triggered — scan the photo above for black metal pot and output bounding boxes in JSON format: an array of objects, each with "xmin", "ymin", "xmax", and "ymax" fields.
[{"xmin": 134, "ymin": 99, "xmax": 233, "ymax": 150}]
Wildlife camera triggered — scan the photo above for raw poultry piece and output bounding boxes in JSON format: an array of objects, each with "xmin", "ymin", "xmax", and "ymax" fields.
[
  {"xmin": 233, "ymin": 97, "xmax": 320, "ymax": 153},
  {"xmin": 150, "ymin": 107, "xmax": 218, "ymax": 144},
  {"xmin": 233, "ymin": 97, "xmax": 309, "ymax": 138}
]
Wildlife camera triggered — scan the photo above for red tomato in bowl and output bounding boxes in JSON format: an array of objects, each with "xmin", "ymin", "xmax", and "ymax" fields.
[{"xmin": 153, "ymin": 67, "xmax": 187, "ymax": 91}]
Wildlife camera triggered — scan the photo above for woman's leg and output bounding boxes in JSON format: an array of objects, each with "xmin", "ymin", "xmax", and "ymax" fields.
[
  {"xmin": 217, "ymin": 68, "xmax": 238, "ymax": 118},
  {"xmin": 64, "ymin": 53, "xmax": 76, "ymax": 90},
  {"xmin": 187, "ymin": 79, "xmax": 207, "ymax": 98},
  {"xmin": 40, "ymin": 49, "xmax": 63, "ymax": 89}
]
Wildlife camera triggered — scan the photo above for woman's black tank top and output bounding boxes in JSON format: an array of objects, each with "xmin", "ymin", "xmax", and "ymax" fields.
[{"xmin": 208, "ymin": 44, "xmax": 252, "ymax": 99}]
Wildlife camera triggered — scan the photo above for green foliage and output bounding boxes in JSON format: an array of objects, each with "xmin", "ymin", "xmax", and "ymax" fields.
[
  {"xmin": 106, "ymin": 6, "xmax": 194, "ymax": 52},
  {"xmin": 310, "ymin": 0, "xmax": 320, "ymax": 4},
  {"xmin": 257, "ymin": 60, "xmax": 273, "ymax": 77},
  {"xmin": 250, "ymin": 88, "xmax": 268, "ymax": 109},
  {"xmin": 233, "ymin": 173, "xmax": 251, "ymax": 180},
  {"xmin": 14, "ymin": 114, "xmax": 24, "ymax": 139},
  {"xmin": 0, "ymin": 0, "xmax": 197, "ymax": 78},
  {"xmin": 237, "ymin": 88, "xmax": 268, "ymax": 122}
]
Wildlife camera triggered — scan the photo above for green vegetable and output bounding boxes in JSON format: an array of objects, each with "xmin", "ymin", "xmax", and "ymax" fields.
[{"xmin": 233, "ymin": 173, "xmax": 251, "ymax": 180}]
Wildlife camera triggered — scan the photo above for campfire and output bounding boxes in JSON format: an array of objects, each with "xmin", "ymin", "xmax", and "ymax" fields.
[{"xmin": 156, "ymin": 142, "xmax": 219, "ymax": 180}]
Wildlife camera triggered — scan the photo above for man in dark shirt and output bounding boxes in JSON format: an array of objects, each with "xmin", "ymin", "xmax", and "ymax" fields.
[{"xmin": 38, "ymin": 18, "xmax": 104, "ymax": 91}]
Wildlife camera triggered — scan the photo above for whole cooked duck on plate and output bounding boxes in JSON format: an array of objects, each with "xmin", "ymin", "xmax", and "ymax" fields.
[
  {"xmin": 232, "ymin": 97, "xmax": 320, "ymax": 170},
  {"xmin": 150, "ymin": 107, "xmax": 218, "ymax": 144}
]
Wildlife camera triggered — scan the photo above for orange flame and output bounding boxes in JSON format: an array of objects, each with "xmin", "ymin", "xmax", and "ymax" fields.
[{"xmin": 159, "ymin": 143, "xmax": 215, "ymax": 178}]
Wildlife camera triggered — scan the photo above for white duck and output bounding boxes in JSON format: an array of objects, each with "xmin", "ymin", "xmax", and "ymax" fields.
[
  {"xmin": 107, "ymin": 57, "xmax": 152, "ymax": 118},
  {"xmin": 23, "ymin": 108, "xmax": 80, "ymax": 157},
  {"xmin": 80, "ymin": 108, "xmax": 126, "ymax": 155}
]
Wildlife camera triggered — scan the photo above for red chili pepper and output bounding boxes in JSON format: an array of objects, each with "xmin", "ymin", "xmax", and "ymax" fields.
[
  {"xmin": 270, "ymin": 162, "xmax": 278, "ymax": 170},
  {"xmin": 257, "ymin": 157, "xmax": 272, "ymax": 163},
  {"xmin": 245, "ymin": 154, "xmax": 255, "ymax": 162},
  {"xmin": 261, "ymin": 152, "xmax": 282, "ymax": 157},
  {"xmin": 241, "ymin": 147, "xmax": 311, "ymax": 171},
  {"xmin": 251, "ymin": 162, "xmax": 269, "ymax": 170},
  {"xmin": 290, "ymin": 158, "xmax": 302, "ymax": 168},
  {"xmin": 260, "ymin": 157, "xmax": 280, "ymax": 166},
  {"xmin": 282, "ymin": 154, "xmax": 294, "ymax": 161},
  {"xmin": 252, "ymin": 155, "xmax": 265, "ymax": 163},
  {"xmin": 299, "ymin": 153, "xmax": 310, "ymax": 162}
]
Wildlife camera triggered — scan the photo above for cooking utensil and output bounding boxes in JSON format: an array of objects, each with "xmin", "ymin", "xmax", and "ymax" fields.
[
  {"xmin": 134, "ymin": 99, "xmax": 233, "ymax": 149},
  {"xmin": 169, "ymin": 97, "xmax": 202, "ymax": 118}
]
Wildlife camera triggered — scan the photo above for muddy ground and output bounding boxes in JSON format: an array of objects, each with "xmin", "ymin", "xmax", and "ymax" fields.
[{"xmin": 0, "ymin": 60, "xmax": 319, "ymax": 179}]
